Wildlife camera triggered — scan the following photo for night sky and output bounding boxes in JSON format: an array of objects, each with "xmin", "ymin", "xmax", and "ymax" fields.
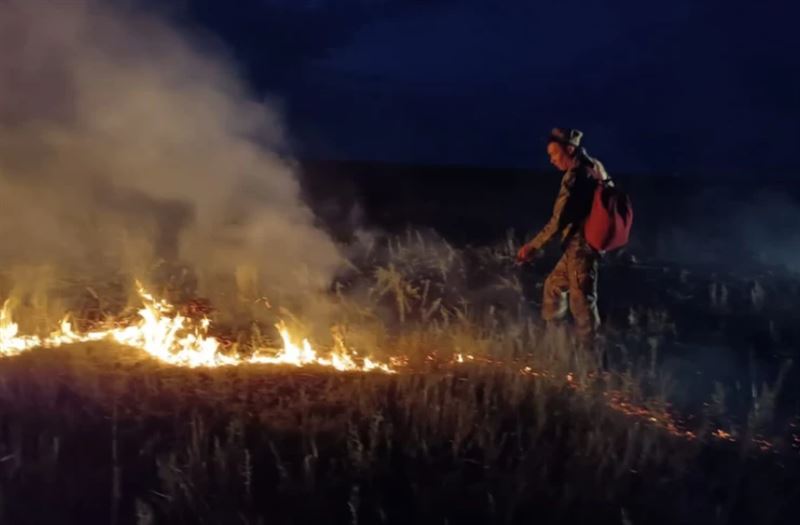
[{"xmin": 161, "ymin": 0, "xmax": 798, "ymax": 176}]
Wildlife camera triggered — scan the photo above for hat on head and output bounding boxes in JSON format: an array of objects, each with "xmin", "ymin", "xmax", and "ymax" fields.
[{"xmin": 549, "ymin": 128, "xmax": 583, "ymax": 148}]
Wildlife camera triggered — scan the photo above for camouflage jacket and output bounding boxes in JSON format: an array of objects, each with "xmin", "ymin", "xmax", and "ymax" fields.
[{"xmin": 525, "ymin": 153, "xmax": 609, "ymax": 251}]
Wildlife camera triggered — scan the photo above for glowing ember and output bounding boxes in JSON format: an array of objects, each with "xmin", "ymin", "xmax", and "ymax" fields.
[
  {"xmin": 712, "ymin": 429, "xmax": 736, "ymax": 442},
  {"xmin": 751, "ymin": 437, "xmax": 775, "ymax": 453},
  {"xmin": 0, "ymin": 283, "xmax": 394, "ymax": 372},
  {"xmin": 603, "ymin": 391, "xmax": 697, "ymax": 440},
  {"xmin": 0, "ymin": 286, "xmax": 788, "ymax": 452}
]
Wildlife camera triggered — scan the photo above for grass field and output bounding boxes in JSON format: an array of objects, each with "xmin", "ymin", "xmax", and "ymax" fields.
[{"xmin": 1, "ymin": 231, "xmax": 798, "ymax": 524}]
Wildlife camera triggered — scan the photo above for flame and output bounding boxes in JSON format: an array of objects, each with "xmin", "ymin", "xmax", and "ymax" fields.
[
  {"xmin": 248, "ymin": 322, "xmax": 393, "ymax": 373},
  {"xmin": 452, "ymin": 353, "xmax": 475, "ymax": 364},
  {"xmin": 712, "ymin": 429, "xmax": 736, "ymax": 442},
  {"xmin": 0, "ymin": 283, "xmax": 394, "ymax": 372},
  {"xmin": 0, "ymin": 286, "xmax": 789, "ymax": 451},
  {"xmin": 0, "ymin": 300, "xmax": 42, "ymax": 355}
]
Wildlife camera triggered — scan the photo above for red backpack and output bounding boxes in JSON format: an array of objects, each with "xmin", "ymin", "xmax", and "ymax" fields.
[{"xmin": 583, "ymin": 179, "xmax": 633, "ymax": 253}]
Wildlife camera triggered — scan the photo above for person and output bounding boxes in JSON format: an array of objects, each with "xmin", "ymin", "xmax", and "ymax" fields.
[{"xmin": 516, "ymin": 128, "xmax": 609, "ymax": 347}]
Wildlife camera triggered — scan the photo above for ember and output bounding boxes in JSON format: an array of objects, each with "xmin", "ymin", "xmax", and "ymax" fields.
[
  {"xmin": 603, "ymin": 391, "xmax": 697, "ymax": 440},
  {"xmin": 712, "ymin": 429, "xmax": 736, "ymax": 442},
  {"xmin": 0, "ymin": 284, "xmax": 785, "ymax": 454}
]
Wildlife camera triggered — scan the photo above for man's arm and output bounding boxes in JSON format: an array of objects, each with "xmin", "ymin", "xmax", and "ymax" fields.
[{"xmin": 518, "ymin": 175, "xmax": 572, "ymax": 260}]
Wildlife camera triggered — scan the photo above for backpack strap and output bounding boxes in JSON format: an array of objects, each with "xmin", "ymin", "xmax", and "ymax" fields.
[
  {"xmin": 577, "ymin": 148, "xmax": 609, "ymax": 181},
  {"xmin": 590, "ymin": 158, "xmax": 610, "ymax": 182}
]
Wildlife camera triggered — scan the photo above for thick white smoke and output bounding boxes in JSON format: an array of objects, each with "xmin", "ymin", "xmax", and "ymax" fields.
[{"xmin": 0, "ymin": 0, "xmax": 343, "ymax": 312}]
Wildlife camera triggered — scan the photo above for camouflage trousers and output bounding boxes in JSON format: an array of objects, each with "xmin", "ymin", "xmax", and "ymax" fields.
[{"xmin": 541, "ymin": 235, "xmax": 600, "ymax": 345}]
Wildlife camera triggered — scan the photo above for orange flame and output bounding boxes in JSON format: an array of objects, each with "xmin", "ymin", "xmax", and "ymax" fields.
[{"xmin": 0, "ymin": 283, "xmax": 394, "ymax": 372}]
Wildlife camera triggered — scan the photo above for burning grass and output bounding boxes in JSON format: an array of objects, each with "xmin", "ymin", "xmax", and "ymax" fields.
[
  {"xmin": 0, "ymin": 230, "xmax": 799, "ymax": 524},
  {"xmin": 0, "ymin": 283, "xmax": 394, "ymax": 372}
]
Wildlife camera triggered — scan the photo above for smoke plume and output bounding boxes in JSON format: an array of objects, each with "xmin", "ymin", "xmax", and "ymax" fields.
[{"xmin": 0, "ymin": 0, "xmax": 343, "ymax": 313}]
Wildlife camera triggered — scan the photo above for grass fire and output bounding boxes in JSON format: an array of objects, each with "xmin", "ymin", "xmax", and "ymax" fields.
[
  {"xmin": 1, "ymin": 1, "xmax": 799, "ymax": 525},
  {"xmin": 1, "ymin": 282, "xmax": 394, "ymax": 372},
  {"xmin": 2, "ymin": 233, "xmax": 799, "ymax": 524}
]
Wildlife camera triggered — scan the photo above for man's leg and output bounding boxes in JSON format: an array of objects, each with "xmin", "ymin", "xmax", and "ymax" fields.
[
  {"xmin": 566, "ymin": 238, "xmax": 600, "ymax": 347},
  {"xmin": 542, "ymin": 253, "xmax": 570, "ymax": 323}
]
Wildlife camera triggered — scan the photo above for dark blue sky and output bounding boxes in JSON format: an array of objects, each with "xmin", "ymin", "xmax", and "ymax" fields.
[{"xmin": 165, "ymin": 0, "xmax": 798, "ymax": 176}]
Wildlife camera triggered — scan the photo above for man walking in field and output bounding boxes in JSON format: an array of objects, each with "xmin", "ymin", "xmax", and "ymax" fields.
[{"xmin": 516, "ymin": 128, "xmax": 610, "ymax": 347}]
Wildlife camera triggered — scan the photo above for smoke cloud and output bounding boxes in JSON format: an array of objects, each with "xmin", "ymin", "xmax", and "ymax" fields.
[
  {"xmin": 0, "ymin": 0, "xmax": 343, "ymax": 312},
  {"xmin": 653, "ymin": 187, "xmax": 800, "ymax": 272}
]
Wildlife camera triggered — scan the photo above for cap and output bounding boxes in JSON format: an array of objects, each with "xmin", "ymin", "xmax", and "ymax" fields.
[{"xmin": 549, "ymin": 128, "xmax": 583, "ymax": 148}]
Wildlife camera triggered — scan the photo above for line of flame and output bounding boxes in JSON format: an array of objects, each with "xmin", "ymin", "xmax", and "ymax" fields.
[
  {"xmin": 0, "ymin": 288, "xmax": 784, "ymax": 451},
  {"xmin": 0, "ymin": 284, "xmax": 394, "ymax": 372}
]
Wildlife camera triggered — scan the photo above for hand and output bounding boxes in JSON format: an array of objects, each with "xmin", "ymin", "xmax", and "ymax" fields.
[{"xmin": 516, "ymin": 243, "xmax": 535, "ymax": 264}]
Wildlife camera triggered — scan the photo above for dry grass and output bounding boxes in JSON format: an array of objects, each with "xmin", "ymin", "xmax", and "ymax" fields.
[{"xmin": 0, "ymin": 230, "xmax": 798, "ymax": 524}]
